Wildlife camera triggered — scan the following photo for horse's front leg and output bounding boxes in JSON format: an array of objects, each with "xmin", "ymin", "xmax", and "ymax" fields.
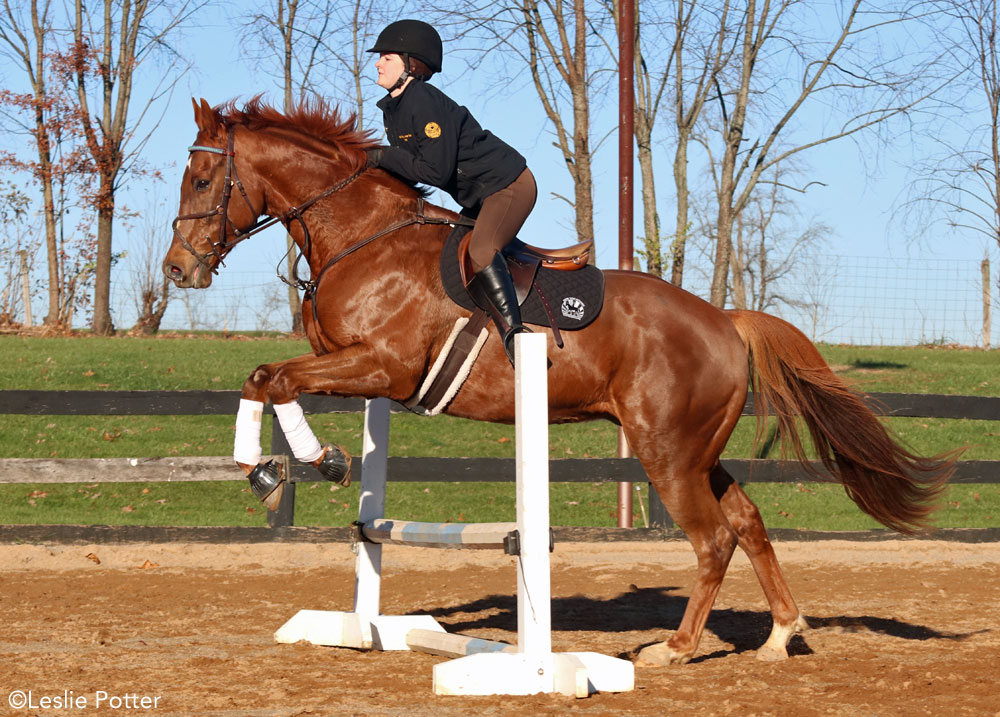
[{"xmin": 234, "ymin": 346, "xmax": 399, "ymax": 509}]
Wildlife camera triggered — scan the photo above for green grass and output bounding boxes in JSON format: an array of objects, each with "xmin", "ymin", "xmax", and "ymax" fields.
[
  {"xmin": 0, "ymin": 480, "xmax": 648, "ymax": 528},
  {"xmin": 0, "ymin": 334, "xmax": 312, "ymax": 390},
  {"xmin": 1, "ymin": 335, "xmax": 998, "ymax": 531}
]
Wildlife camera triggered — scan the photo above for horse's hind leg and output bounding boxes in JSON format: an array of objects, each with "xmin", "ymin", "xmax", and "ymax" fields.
[
  {"xmin": 711, "ymin": 464, "xmax": 807, "ymax": 661},
  {"xmin": 636, "ymin": 461, "xmax": 740, "ymax": 665}
]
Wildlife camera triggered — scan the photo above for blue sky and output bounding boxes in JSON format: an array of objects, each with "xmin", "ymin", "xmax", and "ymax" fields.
[
  {"xmin": 126, "ymin": 8, "xmax": 994, "ymax": 280},
  {"xmin": 5, "ymin": 4, "xmax": 996, "ymax": 340}
]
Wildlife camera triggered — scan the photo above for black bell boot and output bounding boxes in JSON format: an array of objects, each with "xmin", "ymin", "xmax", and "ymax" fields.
[{"xmin": 466, "ymin": 252, "xmax": 527, "ymax": 365}]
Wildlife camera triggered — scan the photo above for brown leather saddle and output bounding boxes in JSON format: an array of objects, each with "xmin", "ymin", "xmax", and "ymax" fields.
[{"xmin": 440, "ymin": 224, "xmax": 605, "ymax": 341}]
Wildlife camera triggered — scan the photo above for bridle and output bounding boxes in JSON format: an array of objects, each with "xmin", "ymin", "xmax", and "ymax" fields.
[
  {"xmin": 171, "ymin": 126, "xmax": 260, "ymax": 273},
  {"xmin": 172, "ymin": 122, "xmax": 370, "ymax": 275}
]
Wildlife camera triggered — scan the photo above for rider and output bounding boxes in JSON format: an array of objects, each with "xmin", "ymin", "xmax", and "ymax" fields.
[{"xmin": 365, "ymin": 19, "xmax": 536, "ymax": 365}]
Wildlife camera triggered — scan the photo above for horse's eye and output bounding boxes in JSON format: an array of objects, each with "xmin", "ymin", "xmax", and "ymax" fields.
[{"xmin": 195, "ymin": 178, "xmax": 211, "ymax": 192}]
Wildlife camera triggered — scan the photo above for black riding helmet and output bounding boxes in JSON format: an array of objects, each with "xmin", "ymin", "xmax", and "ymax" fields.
[{"xmin": 367, "ymin": 20, "xmax": 443, "ymax": 88}]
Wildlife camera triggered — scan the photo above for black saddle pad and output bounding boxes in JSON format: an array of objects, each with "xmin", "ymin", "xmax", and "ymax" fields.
[{"xmin": 439, "ymin": 225, "xmax": 605, "ymax": 330}]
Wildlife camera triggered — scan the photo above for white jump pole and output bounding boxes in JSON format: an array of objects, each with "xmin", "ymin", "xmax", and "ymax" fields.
[
  {"xmin": 430, "ymin": 333, "xmax": 633, "ymax": 697},
  {"xmin": 273, "ymin": 396, "xmax": 444, "ymax": 649}
]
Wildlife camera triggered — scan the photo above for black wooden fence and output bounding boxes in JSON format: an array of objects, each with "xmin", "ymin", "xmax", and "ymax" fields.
[{"xmin": 1, "ymin": 390, "xmax": 999, "ymax": 543}]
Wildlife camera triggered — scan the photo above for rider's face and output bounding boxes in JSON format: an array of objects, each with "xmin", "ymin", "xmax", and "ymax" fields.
[{"xmin": 376, "ymin": 53, "xmax": 405, "ymax": 90}]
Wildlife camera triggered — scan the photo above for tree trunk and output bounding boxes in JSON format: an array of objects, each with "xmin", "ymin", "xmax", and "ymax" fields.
[
  {"xmin": 17, "ymin": 1, "xmax": 63, "ymax": 326},
  {"xmin": 571, "ymin": 0, "xmax": 593, "ymax": 241},
  {"xmin": 572, "ymin": 86, "xmax": 594, "ymax": 241},
  {"xmin": 520, "ymin": 0, "xmax": 596, "ymax": 244},
  {"xmin": 280, "ymin": 0, "xmax": 304, "ymax": 334},
  {"xmin": 711, "ymin": 169, "xmax": 735, "ymax": 307},
  {"xmin": 728, "ymin": 209, "xmax": 747, "ymax": 309},
  {"xmin": 670, "ymin": 129, "xmax": 690, "ymax": 286},
  {"xmin": 630, "ymin": 0, "xmax": 659, "ymax": 277},
  {"xmin": 637, "ymin": 138, "xmax": 661, "ymax": 277},
  {"xmin": 92, "ymin": 188, "xmax": 115, "ymax": 335},
  {"xmin": 133, "ymin": 277, "xmax": 169, "ymax": 335},
  {"xmin": 40, "ymin": 149, "xmax": 61, "ymax": 327},
  {"xmin": 710, "ymin": 0, "xmax": 754, "ymax": 308}
]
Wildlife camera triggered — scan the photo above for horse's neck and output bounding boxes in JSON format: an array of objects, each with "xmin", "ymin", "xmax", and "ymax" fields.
[
  {"xmin": 248, "ymin": 131, "xmax": 453, "ymax": 269},
  {"xmin": 293, "ymin": 176, "xmax": 449, "ymax": 274}
]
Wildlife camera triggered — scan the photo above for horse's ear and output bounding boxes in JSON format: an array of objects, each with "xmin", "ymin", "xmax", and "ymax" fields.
[{"xmin": 192, "ymin": 97, "xmax": 222, "ymax": 139}]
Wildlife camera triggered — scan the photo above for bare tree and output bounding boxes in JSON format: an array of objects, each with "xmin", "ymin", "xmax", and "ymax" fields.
[
  {"xmin": 239, "ymin": 0, "xmax": 389, "ymax": 333},
  {"xmin": 0, "ymin": 2, "xmax": 103, "ymax": 332},
  {"xmin": 607, "ymin": 0, "xmax": 669, "ymax": 276},
  {"xmin": 662, "ymin": 0, "xmax": 736, "ymax": 286},
  {"xmin": 127, "ymin": 198, "xmax": 171, "ymax": 335},
  {"xmin": 241, "ymin": 0, "xmax": 321, "ymax": 334},
  {"xmin": 0, "ymin": 0, "xmax": 71, "ymax": 327},
  {"xmin": 66, "ymin": 0, "xmax": 195, "ymax": 335},
  {"xmin": 704, "ymin": 1, "xmax": 946, "ymax": 307},
  {"xmin": 727, "ymin": 164, "xmax": 831, "ymax": 312},
  {"xmin": 308, "ymin": 0, "xmax": 395, "ymax": 127},
  {"xmin": 608, "ymin": 0, "xmax": 733, "ymax": 283},
  {"xmin": 902, "ymin": 2, "xmax": 1000, "ymax": 278},
  {"xmin": 0, "ymin": 180, "xmax": 37, "ymax": 325}
]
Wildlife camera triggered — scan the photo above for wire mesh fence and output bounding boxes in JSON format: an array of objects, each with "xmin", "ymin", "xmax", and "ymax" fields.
[{"xmin": 83, "ymin": 254, "xmax": 999, "ymax": 348}]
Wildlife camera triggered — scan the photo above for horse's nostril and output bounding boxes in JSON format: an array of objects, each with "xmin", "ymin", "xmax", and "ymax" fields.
[{"xmin": 163, "ymin": 262, "xmax": 184, "ymax": 281}]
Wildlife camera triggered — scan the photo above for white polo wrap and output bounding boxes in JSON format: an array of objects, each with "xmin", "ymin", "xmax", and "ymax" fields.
[
  {"xmin": 233, "ymin": 399, "xmax": 264, "ymax": 465},
  {"xmin": 274, "ymin": 400, "xmax": 324, "ymax": 464}
]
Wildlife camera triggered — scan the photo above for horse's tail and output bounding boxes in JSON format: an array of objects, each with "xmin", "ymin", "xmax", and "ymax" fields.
[{"xmin": 727, "ymin": 309, "xmax": 960, "ymax": 535}]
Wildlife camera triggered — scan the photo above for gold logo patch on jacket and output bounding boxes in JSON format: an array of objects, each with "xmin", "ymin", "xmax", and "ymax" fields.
[{"xmin": 424, "ymin": 121, "xmax": 442, "ymax": 139}]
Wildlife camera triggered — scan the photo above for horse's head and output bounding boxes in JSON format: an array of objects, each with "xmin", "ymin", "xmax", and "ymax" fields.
[{"xmin": 163, "ymin": 99, "xmax": 266, "ymax": 288}]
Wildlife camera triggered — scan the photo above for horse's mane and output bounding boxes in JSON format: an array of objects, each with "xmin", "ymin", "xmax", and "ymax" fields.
[
  {"xmin": 214, "ymin": 95, "xmax": 430, "ymax": 197},
  {"xmin": 215, "ymin": 95, "xmax": 378, "ymax": 162}
]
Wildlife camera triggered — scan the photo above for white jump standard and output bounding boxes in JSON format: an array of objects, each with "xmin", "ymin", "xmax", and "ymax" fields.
[{"xmin": 274, "ymin": 333, "xmax": 634, "ymax": 697}]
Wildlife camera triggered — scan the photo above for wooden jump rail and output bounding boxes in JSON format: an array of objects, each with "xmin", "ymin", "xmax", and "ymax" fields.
[{"xmin": 1, "ymin": 389, "xmax": 998, "ymax": 544}]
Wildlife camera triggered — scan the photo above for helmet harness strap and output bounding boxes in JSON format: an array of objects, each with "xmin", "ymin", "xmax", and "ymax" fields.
[{"xmin": 389, "ymin": 52, "xmax": 412, "ymax": 92}]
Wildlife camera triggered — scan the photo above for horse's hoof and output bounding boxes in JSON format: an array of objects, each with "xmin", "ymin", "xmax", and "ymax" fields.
[
  {"xmin": 260, "ymin": 481, "xmax": 285, "ymax": 512},
  {"xmin": 635, "ymin": 642, "xmax": 691, "ymax": 666},
  {"xmin": 248, "ymin": 459, "xmax": 285, "ymax": 510},
  {"xmin": 754, "ymin": 644, "xmax": 789, "ymax": 662},
  {"xmin": 313, "ymin": 444, "xmax": 352, "ymax": 486},
  {"xmin": 755, "ymin": 613, "xmax": 808, "ymax": 662}
]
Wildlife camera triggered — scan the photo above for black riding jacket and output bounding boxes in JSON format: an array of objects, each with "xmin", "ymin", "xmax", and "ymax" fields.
[{"xmin": 375, "ymin": 80, "xmax": 526, "ymax": 211}]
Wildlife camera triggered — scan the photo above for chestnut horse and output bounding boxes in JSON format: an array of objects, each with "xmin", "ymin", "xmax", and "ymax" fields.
[{"xmin": 163, "ymin": 98, "xmax": 956, "ymax": 666}]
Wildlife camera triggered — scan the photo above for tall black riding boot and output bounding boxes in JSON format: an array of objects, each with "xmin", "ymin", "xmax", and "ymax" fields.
[{"xmin": 466, "ymin": 252, "xmax": 527, "ymax": 365}]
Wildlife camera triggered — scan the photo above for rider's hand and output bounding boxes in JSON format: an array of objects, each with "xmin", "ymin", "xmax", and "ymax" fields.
[{"xmin": 365, "ymin": 147, "xmax": 384, "ymax": 168}]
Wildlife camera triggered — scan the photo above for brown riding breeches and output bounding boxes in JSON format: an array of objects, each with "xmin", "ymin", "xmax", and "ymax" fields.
[{"xmin": 467, "ymin": 168, "xmax": 538, "ymax": 272}]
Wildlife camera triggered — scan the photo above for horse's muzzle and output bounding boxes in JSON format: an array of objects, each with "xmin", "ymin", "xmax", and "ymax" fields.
[{"xmin": 162, "ymin": 256, "xmax": 212, "ymax": 289}]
